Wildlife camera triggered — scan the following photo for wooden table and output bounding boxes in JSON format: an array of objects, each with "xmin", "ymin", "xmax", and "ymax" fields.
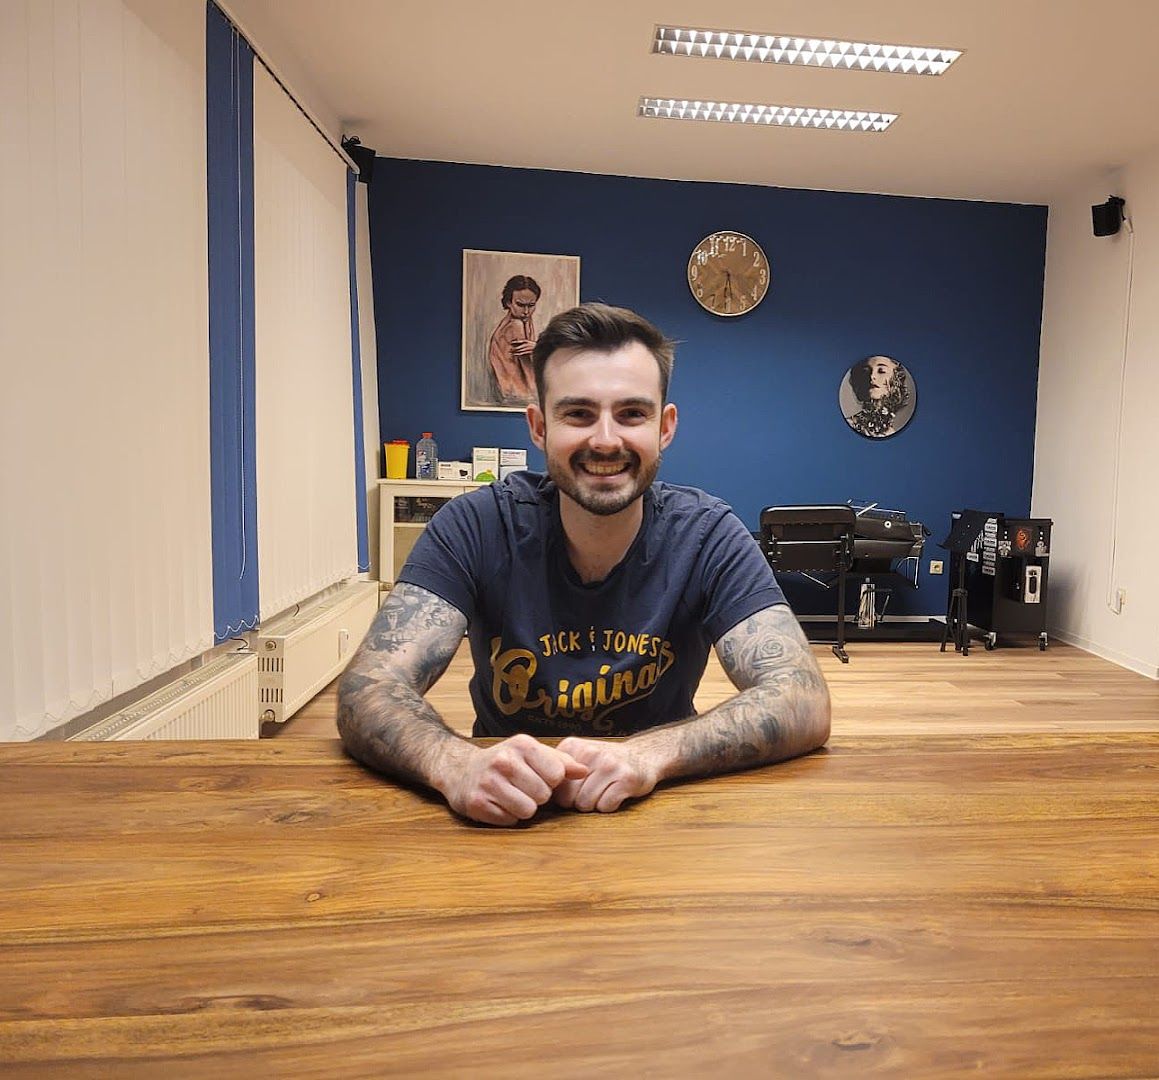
[{"xmin": 2, "ymin": 734, "xmax": 1157, "ymax": 1077}]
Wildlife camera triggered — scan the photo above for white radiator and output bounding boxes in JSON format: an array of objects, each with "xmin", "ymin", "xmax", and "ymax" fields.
[
  {"xmin": 69, "ymin": 653, "xmax": 260, "ymax": 741},
  {"xmin": 256, "ymin": 580, "xmax": 379, "ymax": 724}
]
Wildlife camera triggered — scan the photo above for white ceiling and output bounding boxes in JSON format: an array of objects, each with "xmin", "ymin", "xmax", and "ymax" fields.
[{"xmin": 224, "ymin": 0, "xmax": 1159, "ymax": 205}]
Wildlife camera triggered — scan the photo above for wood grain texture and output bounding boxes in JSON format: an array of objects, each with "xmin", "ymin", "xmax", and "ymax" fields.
[
  {"xmin": 275, "ymin": 638, "xmax": 1159, "ymax": 739},
  {"xmin": 2, "ymin": 733, "xmax": 1157, "ymax": 1077}
]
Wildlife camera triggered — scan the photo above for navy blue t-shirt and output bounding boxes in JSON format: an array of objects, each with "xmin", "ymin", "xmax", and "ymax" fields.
[{"xmin": 398, "ymin": 472, "xmax": 787, "ymax": 738}]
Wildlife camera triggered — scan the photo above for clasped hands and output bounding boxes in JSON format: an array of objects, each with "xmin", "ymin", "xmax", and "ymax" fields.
[{"xmin": 442, "ymin": 733, "xmax": 660, "ymax": 827}]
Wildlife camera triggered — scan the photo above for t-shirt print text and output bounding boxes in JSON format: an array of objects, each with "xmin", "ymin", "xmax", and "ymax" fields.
[{"xmin": 489, "ymin": 629, "xmax": 676, "ymax": 732}]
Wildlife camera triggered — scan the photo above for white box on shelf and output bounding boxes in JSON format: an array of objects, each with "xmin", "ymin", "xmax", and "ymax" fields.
[
  {"xmin": 499, "ymin": 447, "xmax": 527, "ymax": 480},
  {"xmin": 472, "ymin": 447, "xmax": 499, "ymax": 481},
  {"xmin": 437, "ymin": 460, "xmax": 472, "ymax": 480}
]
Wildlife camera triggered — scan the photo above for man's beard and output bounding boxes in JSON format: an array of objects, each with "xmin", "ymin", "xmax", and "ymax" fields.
[{"xmin": 547, "ymin": 448, "xmax": 661, "ymax": 517}]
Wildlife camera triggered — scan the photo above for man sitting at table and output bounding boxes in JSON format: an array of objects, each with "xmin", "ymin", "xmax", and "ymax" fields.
[{"xmin": 338, "ymin": 303, "xmax": 831, "ymax": 826}]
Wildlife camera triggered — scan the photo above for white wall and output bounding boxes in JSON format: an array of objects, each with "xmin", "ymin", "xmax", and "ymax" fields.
[{"xmin": 1035, "ymin": 152, "xmax": 1159, "ymax": 677}]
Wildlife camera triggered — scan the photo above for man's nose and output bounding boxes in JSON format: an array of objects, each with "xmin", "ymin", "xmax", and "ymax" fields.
[{"xmin": 589, "ymin": 413, "xmax": 623, "ymax": 452}]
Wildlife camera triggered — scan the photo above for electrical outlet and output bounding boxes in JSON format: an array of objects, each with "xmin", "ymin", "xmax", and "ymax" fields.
[
  {"xmin": 1116, "ymin": 587, "xmax": 1127, "ymax": 609},
  {"xmin": 929, "ymin": 560, "xmax": 944, "ymax": 575}
]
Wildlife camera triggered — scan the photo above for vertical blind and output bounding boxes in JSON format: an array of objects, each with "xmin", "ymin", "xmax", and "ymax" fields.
[
  {"xmin": 0, "ymin": 0, "xmax": 215, "ymax": 739},
  {"xmin": 347, "ymin": 170, "xmax": 370, "ymax": 574},
  {"xmin": 354, "ymin": 181, "xmax": 382, "ymax": 580},
  {"xmin": 206, "ymin": 1, "xmax": 258, "ymax": 641},
  {"xmin": 252, "ymin": 64, "xmax": 357, "ymax": 619}
]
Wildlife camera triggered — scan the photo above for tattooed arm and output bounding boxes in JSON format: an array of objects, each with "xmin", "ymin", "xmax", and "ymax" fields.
[
  {"xmin": 553, "ymin": 604, "xmax": 830, "ymax": 812},
  {"xmin": 647, "ymin": 603, "xmax": 830, "ymax": 777},
  {"xmin": 336, "ymin": 582, "xmax": 468, "ymax": 786},
  {"xmin": 337, "ymin": 582, "xmax": 587, "ymax": 826}
]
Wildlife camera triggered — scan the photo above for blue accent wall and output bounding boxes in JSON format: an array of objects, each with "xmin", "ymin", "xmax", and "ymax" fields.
[{"xmin": 368, "ymin": 159, "xmax": 1047, "ymax": 615}]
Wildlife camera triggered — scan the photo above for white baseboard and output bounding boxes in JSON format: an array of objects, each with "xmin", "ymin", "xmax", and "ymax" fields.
[{"xmin": 1049, "ymin": 627, "xmax": 1159, "ymax": 680}]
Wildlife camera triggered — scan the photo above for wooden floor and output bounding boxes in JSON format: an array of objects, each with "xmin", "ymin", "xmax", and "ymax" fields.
[{"xmin": 270, "ymin": 638, "xmax": 1159, "ymax": 740}]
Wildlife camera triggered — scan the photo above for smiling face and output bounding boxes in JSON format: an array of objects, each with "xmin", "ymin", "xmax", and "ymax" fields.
[{"xmin": 526, "ymin": 341, "xmax": 677, "ymax": 518}]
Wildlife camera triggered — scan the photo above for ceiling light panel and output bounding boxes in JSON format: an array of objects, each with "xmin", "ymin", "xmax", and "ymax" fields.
[
  {"xmin": 638, "ymin": 97, "xmax": 896, "ymax": 133},
  {"xmin": 653, "ymin": 26, "xmax": 962, "ymax": 76}
]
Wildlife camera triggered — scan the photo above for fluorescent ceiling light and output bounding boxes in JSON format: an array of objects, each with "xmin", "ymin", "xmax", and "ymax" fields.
[
  {"xmin": 638, "ymin": 97, "xmax": 896, "ymax": 133},
  {"xmin": 653, "ymin": 26, "xmax": 962, "ymax": 76}
]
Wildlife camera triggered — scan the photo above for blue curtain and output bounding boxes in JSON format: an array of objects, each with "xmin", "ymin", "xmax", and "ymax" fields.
[
  {"xmin": 206, "ymin": 2, "xmax": 258, "ymax": 640},
  {"xmin": 348, "ymin": 170, "xmax": 370, "ymax": 572}
]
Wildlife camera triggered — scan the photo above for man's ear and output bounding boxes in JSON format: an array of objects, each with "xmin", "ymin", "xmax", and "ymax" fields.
[
  {"xmin": 659, "ymin": 402, "xmax": 678, "ymax": 451},
  {"xmin": 526, "ymin": 402, "xmax": 546, "ymax": 450}
]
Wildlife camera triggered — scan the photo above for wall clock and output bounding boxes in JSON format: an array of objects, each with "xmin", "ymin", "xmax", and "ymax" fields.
[{"xmin": 687, "ymin": 230, "xmax": 770, "ymax": 317}]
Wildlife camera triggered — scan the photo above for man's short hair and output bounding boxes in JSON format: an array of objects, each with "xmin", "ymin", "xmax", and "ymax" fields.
[
  {"xmin": 531, "ymin": 302, "xmax": 676, "ymax": 405},
  {"xmin": 501, "ymin": 275, "xmax": 542, "ymax": 308}
]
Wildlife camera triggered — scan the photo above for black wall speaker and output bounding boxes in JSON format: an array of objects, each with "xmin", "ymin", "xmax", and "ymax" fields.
[
  {"xmin": 341, "ymin": 137, "xmax": 376, "ymax": 184},
  {"xmin": 1091, "ymin": 196, "xmax": 1125, "ymax": 237}
]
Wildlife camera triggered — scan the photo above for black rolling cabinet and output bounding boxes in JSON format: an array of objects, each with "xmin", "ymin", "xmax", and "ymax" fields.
[{"xmin": 946, "ymin": 512, "xmax": 1051, "ymax": 651}]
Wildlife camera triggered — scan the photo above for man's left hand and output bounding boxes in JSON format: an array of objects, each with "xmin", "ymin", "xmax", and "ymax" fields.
[{"xmin": 551, "ymin": 737, "xmax": 660, "ymax": 813}]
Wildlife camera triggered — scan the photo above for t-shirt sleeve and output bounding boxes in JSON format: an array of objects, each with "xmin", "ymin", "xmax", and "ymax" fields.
[
  {"xmin": 697, "ymin": 509, "xmax": 788, "ymax": 643},
  {"xmin": 396, "ymin": 490, "xmax": 493, "ymax": 620}
]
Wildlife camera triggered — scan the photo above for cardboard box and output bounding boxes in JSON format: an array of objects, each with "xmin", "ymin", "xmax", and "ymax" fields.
[
  {"xmin": 499, "ymin": 448, "xmax": 528, "ymax": 480},
  {"xmin": 472, "ymin": 447, "xmax": 499, "ymax": 482},
  {"xmin": 437, "ymin": 460, "xmax": 472, "ymax": 480}
]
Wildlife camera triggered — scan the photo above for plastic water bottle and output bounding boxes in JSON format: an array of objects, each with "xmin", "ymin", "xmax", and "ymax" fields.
[{"xmin": 415, "ymin": 432, "xmax": 438, "ymax": 479}]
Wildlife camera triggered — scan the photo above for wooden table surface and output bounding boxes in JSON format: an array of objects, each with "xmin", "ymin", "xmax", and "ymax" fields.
[{"xmin": 2, "ymin": 733, "xmax": 1157, "ymax": 1078}]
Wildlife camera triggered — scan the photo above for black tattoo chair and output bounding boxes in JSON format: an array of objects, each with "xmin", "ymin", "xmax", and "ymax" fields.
[{"xmin": 757, "ymin": 505, "xmax": 856, "ymax": 663}]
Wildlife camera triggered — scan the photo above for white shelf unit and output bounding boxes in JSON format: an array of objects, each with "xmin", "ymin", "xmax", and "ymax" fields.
[{"xmin": 377, "ymin": 479, "xmax": 485, "ymax": 586}]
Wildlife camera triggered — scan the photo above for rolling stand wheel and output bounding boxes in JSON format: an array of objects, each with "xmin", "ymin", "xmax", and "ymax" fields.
[
  {"xmin": 833, "ymin": 644, "xmax": 849, "ymax": 664},
  {"xmin": 984, "ymin": 632, "xmax": 997, "ymax": 651},
  {"xmin": 1039, "ymin": 632, "xmax": 1048, "ymax": 651}
]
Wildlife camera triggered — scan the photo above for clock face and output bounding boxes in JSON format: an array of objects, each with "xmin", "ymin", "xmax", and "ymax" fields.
[{"xmin": 687, "ymin": 231, "xmax": 770, "ymax": 317}]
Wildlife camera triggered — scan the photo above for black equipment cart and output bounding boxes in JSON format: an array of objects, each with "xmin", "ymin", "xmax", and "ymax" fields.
[{"xmin": 942, "ymin": 510, "xmax": 1051, "ymax": 654}]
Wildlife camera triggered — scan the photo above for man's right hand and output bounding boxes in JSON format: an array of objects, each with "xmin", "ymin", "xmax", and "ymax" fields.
[{"xmin": 438, "ymin": 734, "xmax": 589, "ymax": 826}]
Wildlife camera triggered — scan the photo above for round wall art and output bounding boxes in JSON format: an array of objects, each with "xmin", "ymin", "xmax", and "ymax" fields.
[{"xmin": 839, "ymin": 355, "xmax": 917, "ymax": 439}]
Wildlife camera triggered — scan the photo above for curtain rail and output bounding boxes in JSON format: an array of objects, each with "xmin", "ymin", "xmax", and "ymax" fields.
[{"xmin": 209, "ymin": 0, "xmax": 359, "ymax": 174}]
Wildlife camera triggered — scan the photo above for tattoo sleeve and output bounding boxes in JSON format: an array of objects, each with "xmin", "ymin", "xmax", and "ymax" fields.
[
  {"xmin": 629, "ymin": 604, "xmax": 831, "ymax": 782},
  {"xmin": 336, "ymin": 583, "xmax": 470, "ymax": 792}
]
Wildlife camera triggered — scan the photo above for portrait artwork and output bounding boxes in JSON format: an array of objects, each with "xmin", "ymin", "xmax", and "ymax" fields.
[
  {"xmin": 461, "ymin": 249, "xmax": 581, "ymax": 411},
  {"xmin": 839, "ymin": 355, "xmax": 917, "ymax": 439}
]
